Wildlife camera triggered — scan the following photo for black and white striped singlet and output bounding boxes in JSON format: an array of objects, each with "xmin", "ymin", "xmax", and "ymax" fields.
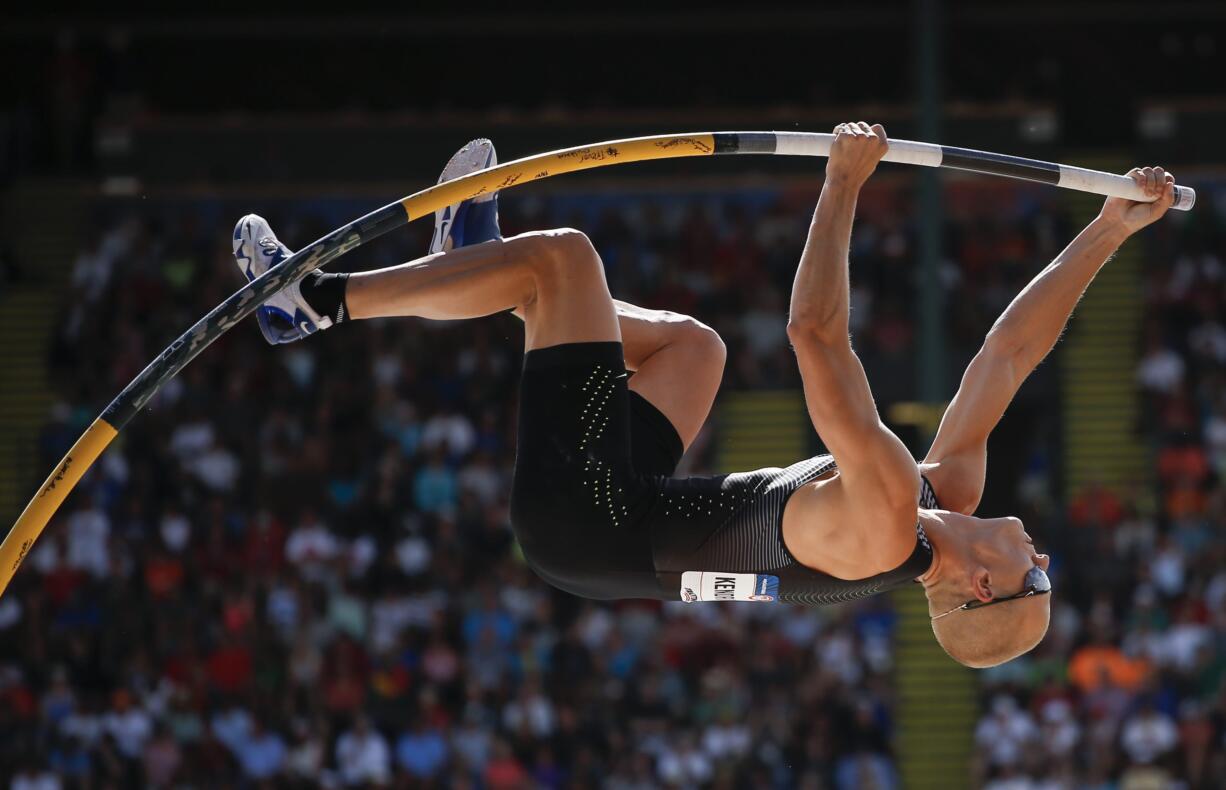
[
  {"xmin": 650, "ymin": 455, "xmax": 936, "ymax": 605},
  {"xmin": 508, "ymin": 341, "xmax": 935, "ymax": 605}
]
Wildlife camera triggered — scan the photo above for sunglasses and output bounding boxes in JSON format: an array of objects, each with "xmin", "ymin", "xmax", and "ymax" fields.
[{"xmin": 931, "ymin": 565, "xmax": 1051, "ymax": 621}]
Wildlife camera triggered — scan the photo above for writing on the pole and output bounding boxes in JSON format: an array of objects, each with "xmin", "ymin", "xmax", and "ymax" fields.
[
  {"xmin": 11, "ymin": 539, "xmax": 32, "ymax": 572},
  {"xmin": 655, "ymin": 137, "xmax": 712, "ymax": 154},
  {"xmin": 555, "ymin": 146, "xmax": 619, "ymax": 163},
  {"xmin": 39, "ymin": 456, "xmax": 73, "ymax": 498}
]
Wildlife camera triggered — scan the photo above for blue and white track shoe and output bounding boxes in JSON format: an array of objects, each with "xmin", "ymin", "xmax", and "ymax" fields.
[
  {"xmin": 429, "ymin": 138, "xmax": 503, "ymax": 254},
  {"xmin": 232, "ymin": 214, "xmax": 333, "ymax": 345}
]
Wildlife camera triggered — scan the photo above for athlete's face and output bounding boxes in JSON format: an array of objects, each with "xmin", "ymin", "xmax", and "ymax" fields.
[
  {"xmin": 965, "ymin": 515, "xmax": 1050, "ymax": 599},
  {"xmin": 926, "ymin": 511, "xmax": 1050, "ymax": 597},
  {"xmin": 924, "ymin": 512, "xmax": 1053, "ymax": 668}
]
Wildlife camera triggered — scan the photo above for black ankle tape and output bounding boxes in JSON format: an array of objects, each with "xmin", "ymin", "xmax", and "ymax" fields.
[{"xmin": 300, "ymin": 271, "xmax": 350, "ymax": 324}]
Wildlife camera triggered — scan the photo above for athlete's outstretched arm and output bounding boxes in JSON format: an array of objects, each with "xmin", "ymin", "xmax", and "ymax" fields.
[
  {"xmin": 925, "ymin": 167, "xmax": 1176, "ymax": 513},
  {"xmin": 787, "ymin": 123, "xmax": 919, "ymax": 514}
]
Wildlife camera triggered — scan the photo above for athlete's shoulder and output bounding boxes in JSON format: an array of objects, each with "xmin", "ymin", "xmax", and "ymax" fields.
[{"xmin": 786, "ymin": 454, "xmax": 921, "ymax": 569}]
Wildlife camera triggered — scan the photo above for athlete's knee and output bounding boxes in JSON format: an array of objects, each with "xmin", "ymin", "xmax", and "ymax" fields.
[
  {"xmin": 519, "ymin": 228, "xmax": 603, "ymax": 284},
  {"xmin": 540, "ymin": 226, "xmax": 597, "ymax": 258},
  {"xmin": 654, "ymin": 312, "xmax": 726, "ymax": 369},
  {"xmin": 499, "ymin": 228, "xmax": 600, "ymax": 310},
  {"xmin": 675, "ymin": 316, "xmax": 726, "ymax": 365}
]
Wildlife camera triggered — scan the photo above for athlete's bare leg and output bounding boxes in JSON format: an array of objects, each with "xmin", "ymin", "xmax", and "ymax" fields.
[
  {"xmin": 346, "ymin": 228, "xmax": 620, "ymax": 351},
  {"xmin": 615, "ymin": 302, "xmax": 725, "ymax": 450},
  {"xmin": 346, "ymin": 231, "xmax": 723, "ymax": 450}
]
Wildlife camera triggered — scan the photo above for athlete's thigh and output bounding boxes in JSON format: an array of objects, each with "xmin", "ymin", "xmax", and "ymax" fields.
[
  {"xmin": 628, "ymin": 351, "xmax": 722, "ymax": 453},
  {"xmin": 518, "ymin": 229, "xmax": 621, "ymax": 352},
  {"xmin": 618, "ymin": 303, "xmax": 725, "ymax": 452}
]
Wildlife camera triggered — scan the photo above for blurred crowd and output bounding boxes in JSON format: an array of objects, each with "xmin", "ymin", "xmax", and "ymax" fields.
[{"xmin": 0, "ymin": 177, "xmax": 1222, "ymax": 789}]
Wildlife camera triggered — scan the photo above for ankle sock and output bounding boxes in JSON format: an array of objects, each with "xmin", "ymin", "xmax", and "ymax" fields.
[{"xmin": 299, "ymin": 271, "xmax": 350, "ymax": 325}]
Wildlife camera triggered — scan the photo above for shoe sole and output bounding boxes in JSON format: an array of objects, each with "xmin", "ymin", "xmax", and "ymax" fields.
[
  {"xmin": 431, "ymin": 139, "xmax": 497, "ymax": 254},
  {"xmin": 232, "ymin": 213, "xmax": 278, "ymax": 280}
]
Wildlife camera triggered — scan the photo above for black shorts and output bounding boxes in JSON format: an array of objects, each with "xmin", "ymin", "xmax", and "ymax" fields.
[{"xmin": 509, "ymin": 342, "xmax": 683, "ymax": 600}]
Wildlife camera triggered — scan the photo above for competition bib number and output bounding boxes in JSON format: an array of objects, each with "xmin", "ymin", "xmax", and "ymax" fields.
[{"xmin": 680, "ymin": 571, "xmax": 779, "ymax": 603}]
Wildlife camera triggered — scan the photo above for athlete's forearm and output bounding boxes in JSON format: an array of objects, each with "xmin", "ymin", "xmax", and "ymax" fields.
[
  {"xmin": 987, "ymin": 216, "xmax": 1131, "ymax": 369},
  {"xmin": 789, "ymin": 178, "xmax": 860, "ymax": 341}
]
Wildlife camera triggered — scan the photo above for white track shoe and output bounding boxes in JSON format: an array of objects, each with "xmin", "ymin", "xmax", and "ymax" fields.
[
  {"xmin": 429, "ymin": 138, "xmax": 503, "ymax": 254},
  {"xmin": 232, "ymin": 214, "xmax": 333, "ymax": 345}
]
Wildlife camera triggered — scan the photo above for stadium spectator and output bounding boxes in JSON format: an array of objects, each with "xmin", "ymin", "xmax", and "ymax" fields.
[{"xmin": 335, "ymin": 715, "xmax": 391, "ymax": 787}]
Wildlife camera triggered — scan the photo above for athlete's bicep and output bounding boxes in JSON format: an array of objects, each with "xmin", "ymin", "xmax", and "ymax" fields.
[{"xmin": 789, "ymin": 329, "xmax": 918, "ymax": 508}]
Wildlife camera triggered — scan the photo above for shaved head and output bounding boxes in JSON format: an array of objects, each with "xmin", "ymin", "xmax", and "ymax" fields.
[
  {"xmin": 930, "ymin": 594, "xmax": 1050, "ymax": 668},
  {"xmin": 917, "ymin": 510, "xmax": 1052, "ymax": 668}
]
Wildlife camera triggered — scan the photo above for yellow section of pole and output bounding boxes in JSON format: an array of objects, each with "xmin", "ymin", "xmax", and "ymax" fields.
[
  {"xmin": 400, "ymin": 134, "xmax": 718, "ymax": 221},
  {"xmin": 0, "ymin": 418, "xmax": 118, "ymax": 596}
]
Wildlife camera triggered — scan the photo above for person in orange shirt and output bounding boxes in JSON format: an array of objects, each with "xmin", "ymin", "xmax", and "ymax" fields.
[{"xmin": 1068, "ymin": 640, "xmax": 1149, "ymax": 693}]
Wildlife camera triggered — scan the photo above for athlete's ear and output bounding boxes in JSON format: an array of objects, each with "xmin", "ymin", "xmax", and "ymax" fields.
[{"xmin": 971, "ymin": 567, "xmax": 993, "ymax": 603}]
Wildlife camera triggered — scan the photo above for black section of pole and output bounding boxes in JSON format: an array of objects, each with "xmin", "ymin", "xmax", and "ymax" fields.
[
  {"xmin": 100, "ymin": 202, "xmax": 408, "ymax": 428},
  {"xmin": 914, "ymin": 0, "xmax": 946, "ymax": 431},
  {"xmin": 939, "ymin": 147, "xmax": 1061, "ymax": 184}
]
